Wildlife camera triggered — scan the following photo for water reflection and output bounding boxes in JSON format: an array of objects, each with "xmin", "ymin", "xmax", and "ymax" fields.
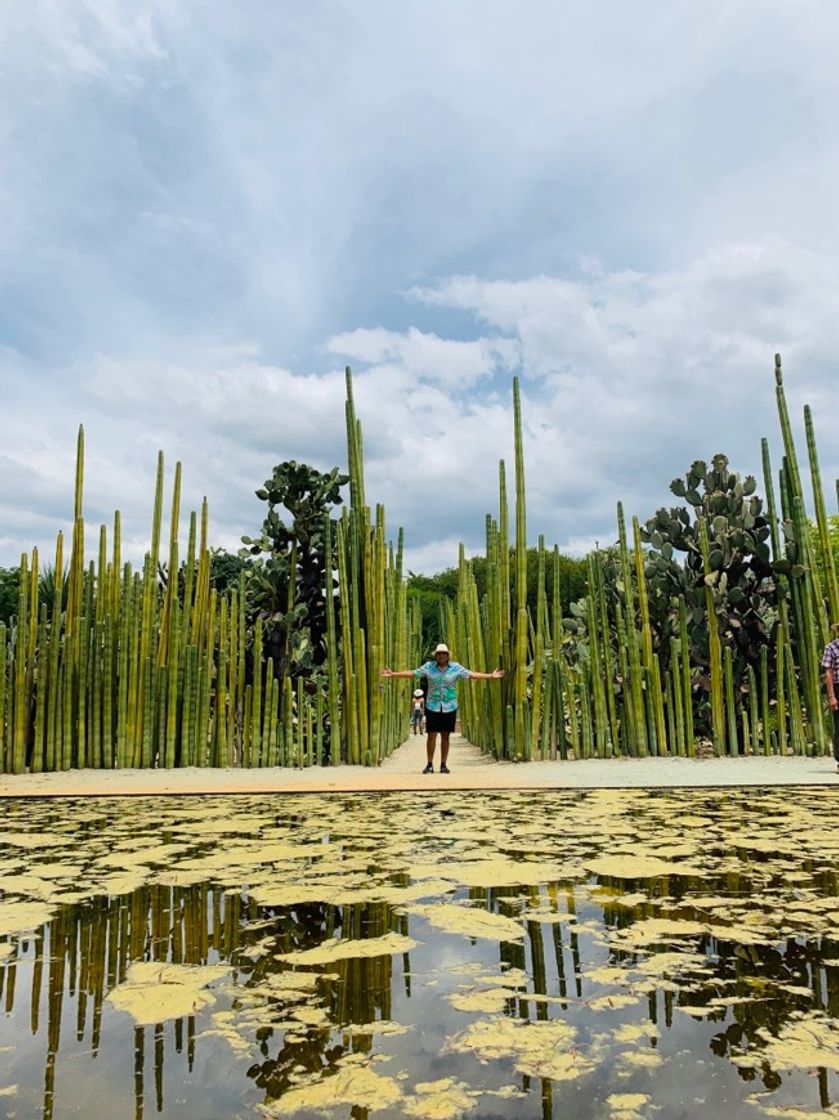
[{"xmin": 0, "ymin": 790, "xmax": 838, "ymax": 1118}]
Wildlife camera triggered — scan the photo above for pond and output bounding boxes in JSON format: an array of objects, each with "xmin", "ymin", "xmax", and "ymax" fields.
[{"xmin": 1, "ymin": 789, "xmax": 839, "ymax": 1119}]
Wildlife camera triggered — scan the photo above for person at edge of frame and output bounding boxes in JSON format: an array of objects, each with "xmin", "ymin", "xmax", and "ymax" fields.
[
  {"xmin": 380, "ymin": 643, "xmax": 503, "ymax": 774},
  {"xmin": 821, "ymin": 621, "xmax": 839, "ymax": 773}
]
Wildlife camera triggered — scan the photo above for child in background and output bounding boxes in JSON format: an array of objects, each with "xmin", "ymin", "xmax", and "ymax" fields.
[{"xmin": 410, "ymin": 689, "xmax": 425, "ymax": 735}]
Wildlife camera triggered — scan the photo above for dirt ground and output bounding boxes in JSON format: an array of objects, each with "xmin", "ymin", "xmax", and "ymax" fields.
[{"xmin": 1, "ymin": 733, "xmax": 837, "ymax": 797}]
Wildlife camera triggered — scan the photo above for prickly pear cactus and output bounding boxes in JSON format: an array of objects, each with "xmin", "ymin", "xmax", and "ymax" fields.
[{"xmin": 640, "ymin": 453, "xmax": 778, "ymax": 678}]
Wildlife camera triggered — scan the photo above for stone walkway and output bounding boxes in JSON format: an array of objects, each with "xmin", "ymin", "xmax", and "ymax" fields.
[{"xmin": 1, "ymin": 733, "xmax": 838, "ymax": 797}]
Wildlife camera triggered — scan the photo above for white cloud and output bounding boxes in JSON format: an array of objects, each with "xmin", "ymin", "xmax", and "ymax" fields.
[
  {"xmin": 4, "ymin": 237, "xmax": 839, "ymax": 574},
  {"xmin": 3, "ymin": 1, "xmax": 167, "ymax": 79},
  {"xmin": 3, "ymin": 0, "xmax": 837, "ymax": 360},
  {"xmin": 403, "ymin": 537, "xmax": 482, "ymax": 578},
  {"xmin": 325, "ymin": 327, "xmax": 519, "ymax": 387},
  {"xmin": 3, "ymin": 4, "xmax": 839, "ymax": 574}
]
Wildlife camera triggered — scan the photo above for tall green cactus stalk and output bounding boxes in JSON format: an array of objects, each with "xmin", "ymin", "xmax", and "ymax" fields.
[
  {"xmin": 585, "ymin": 554, "xmax": 609, "ymax": 757},
  {"xmin": 698, "ymin": 520, "xmax": 725, "ymax": 755},
  {"xmin": 296, "ymin": 677, "xmax": 305, "ymax": 765},
  {"xmin": 335, "ymin": 368, "xmax": 413, "ymax": 764},
  {"xmin": 663, "ymin": 667, "xmax": 677, "ymax": 756},
  {"xmin": 678, "ymin": 598, "xmax": 695, "ymax": 756},
  {"xmin": 593, "ymin": 551, "xmax": 618, "ymax": 754},
  {"xmin": 669, "ymin": 638, "xmax": 685, "ymax": 755},
  {"xmin": 792, "ymin": 492, "xmax": 825, "ymax": 751},
  {"xmin": 805, "ymin": 405, "xmax": 839, "ymax": 624},
  {"xmin": 0, "ymin": 623, "xmax": 7, "ymax": 773},
  {"xmin": 247, "ymin": 618, "xmax": 263, "ymax": 768},
  {"xmin": 11, "ymin": 556, "xmax": 29, "ymax": 773},
  {"xmin": 759, "ymin": 646, "xmax": 771, "ymax": 756},
  {"xmin": 746, "ymin": 665, "xmax": 759, "ymax": 754},
  {"xmin": 761, "ymin": 436, "xmax": 796, "ymax": 756},
  {"xmin": 499, "ymin": 462, "xmax": 511, "ymax": 645},
  {"xmin": 775, "ymin": 621, "xmax": 787, "ymax": 755},
  {"xmin": 283, "ymin": 677, "xmax": 293, "ymax": 766},
  {"xmin": 157, "ymin": 462, "xmax": 181, "ymax": 670},
  {"xmin": 633, "ymin": 517, "xmax": 666, "ymax": 755},
  {"xmin": 512, "ymin": 378, "xmax": 529, "ymax": 760},
  {"xmin": 530, "ymin": 537, "xmax": 547, "ymax": 757},
  {"xmin": 336, "ymin": 517, "xmax": 359, "ymax": 764},
  {"xmin": 617, "ymin": 504, "xmax": 647, "ymax": 756},
  {"xmin": 723, "ymin": 646, "xmax": 737, "ymax": 756},
  {"xmin": 774, "ymin": 355, "xmax": 828, "ymax": 752},
  {"xmin": 323, "ymin": 514, "xmax": 341, "ymax": 763}
]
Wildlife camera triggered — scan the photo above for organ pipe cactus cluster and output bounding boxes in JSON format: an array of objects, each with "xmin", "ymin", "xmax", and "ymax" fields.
[
  {"xmin": 455, "ymin": 355, "xmax": 837, "ymax": 761},
  {"xmin": 331, "ymin": 366, "xmax": 417, "ymax": 764},
  {"xmin": 1, "ymin": 354, "xmax": 836, "ymax": 770},
  {"xmin": 0, "ymin": 371, "xmax": 419, "ymax": 773}
]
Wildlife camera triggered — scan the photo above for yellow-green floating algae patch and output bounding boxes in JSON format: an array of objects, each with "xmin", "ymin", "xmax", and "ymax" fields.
[
  {"xmin": 407, "ymin": 858, "xmax": 574, "ymax": 888},
  {"xmin": 447, "ymin": 1017, "xmax": 596, "ymax": 1083},
  {"xmin": 405, "ymin": 902, "xmax": 524, "ymax": 942},
  {"xmin": 275, "ymin": 932, "xmax": 418, "ymax": 967},
  {"xmin": 520, "ymin": 907, "xmax": 579, "ymax": 924},
  {"xmin": 93, "ymin": 871, "xmax": 153, "ymax": 898},
  {"xmin": 0, "ymin": 831, "xmax": 73, "ymax": 850},
  {"xmin": 607, "ymin": 1092, "xmax": 653, "ymax": 1120},
  {"xmin": 733, "ymin": 1011, "xmax": 839, "ymax": 1076},
  {"xmin": 258, "ymin": 1060, "xmax": 403, "ymax": 1116},
  {"xmin": 448, "ymin": 988, "xmax": 518, "ymax": 1014},
  {"xmin": 342, "ymin": 1020, "xmax": 411, "ymax": 1038},
  {"xmin": 402, "ymin": 1078, "xmax": 476, "ymax": 1120},
  {"xmin": 250, "ymin": 880, "xmax": 374, "ymax": 907},
  {"xmin": 106, "ymin": 962, "xmax": 229, "ymax": 1025},
  {"xmin": 608, "ymin": 918, "xmax": 709, "ymax": 947},
  {"xmin": 0, "ymin": 900, "xmax": 54, "ymax": 937},
  {"xmin": 584, "ymin": 966, "xmax": 636, "ymax": 987},
  {"xmin": 586, "ymin": 855, "xmax": 707, "ymax": 879}
]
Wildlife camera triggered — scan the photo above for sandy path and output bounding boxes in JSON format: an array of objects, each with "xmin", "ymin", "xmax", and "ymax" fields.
[{"xmin": 1, "ymin": 734, "xmax": 838, "ymax": 797}]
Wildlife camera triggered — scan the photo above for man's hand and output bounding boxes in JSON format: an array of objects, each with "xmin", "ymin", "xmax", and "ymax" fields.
[
  {"xmin": 491, "ymin": 668, "xmax": 504, "ymax": 678},
  {"xmin": 380, "ymin": 667, "xmax": 393, "ymax": 678},
  {"xmin": 831, "ymin": 694, "xmax": 838, "ymax": 711}
]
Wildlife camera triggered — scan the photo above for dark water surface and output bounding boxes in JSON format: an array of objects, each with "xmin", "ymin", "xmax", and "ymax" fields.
[{"xmin": 1, "ymin": 789, "xmax": 839, "ymax": 1120}]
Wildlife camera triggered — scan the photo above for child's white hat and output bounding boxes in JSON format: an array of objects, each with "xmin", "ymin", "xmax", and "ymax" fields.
[{"xmin": 413, "ymin": 688, "xmax": 424, "ymax": 697}]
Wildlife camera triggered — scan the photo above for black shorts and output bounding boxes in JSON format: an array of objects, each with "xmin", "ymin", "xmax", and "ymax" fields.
[{"xmin": 426, "ymin": 708, "xmax": 456, "ymax": 733}]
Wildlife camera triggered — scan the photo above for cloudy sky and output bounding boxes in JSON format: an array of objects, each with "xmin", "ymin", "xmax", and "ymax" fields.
[{"xmin": 2, "ymin": 1, "xmax": 839, "ymax": 573}]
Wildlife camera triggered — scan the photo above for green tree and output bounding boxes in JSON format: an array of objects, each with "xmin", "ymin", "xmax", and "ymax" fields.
[
  {"xmin": 210, "ymin": 548, "xmax": 251, "ymax": 594},
  {"xmin": 407, "ymin": 548, "xmax": 588, "ymax": 651},
  {"xmin": 406, "ymin": 587, "xmax": 448, "ymax": 649},
  {"xmin": 0, "ymin": 566, "xmax": 20, "ymax": 625},
  {"xmin": 38, "ymin": 565, "xmax": 65, "ymax": 616}
]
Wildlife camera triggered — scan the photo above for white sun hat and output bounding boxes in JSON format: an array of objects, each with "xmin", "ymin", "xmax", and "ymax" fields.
[
  {"xmin": 434, "ymin": 643, "xmax": 450, "ymax": 654},
  {"xmin": 413, "ymin": 688, "xmax": 424, "ymax": 697}
]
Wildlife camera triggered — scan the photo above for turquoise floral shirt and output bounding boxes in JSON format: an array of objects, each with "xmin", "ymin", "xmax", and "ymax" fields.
[{"xmin": 415, "ymin": 661, "xmax": 471, "ymax": 712}]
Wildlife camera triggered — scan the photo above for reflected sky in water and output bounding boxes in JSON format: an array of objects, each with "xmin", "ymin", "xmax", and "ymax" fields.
[{"xmin": 1, "ymin": 789, "xmax": 839, "ymax": 1119}]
